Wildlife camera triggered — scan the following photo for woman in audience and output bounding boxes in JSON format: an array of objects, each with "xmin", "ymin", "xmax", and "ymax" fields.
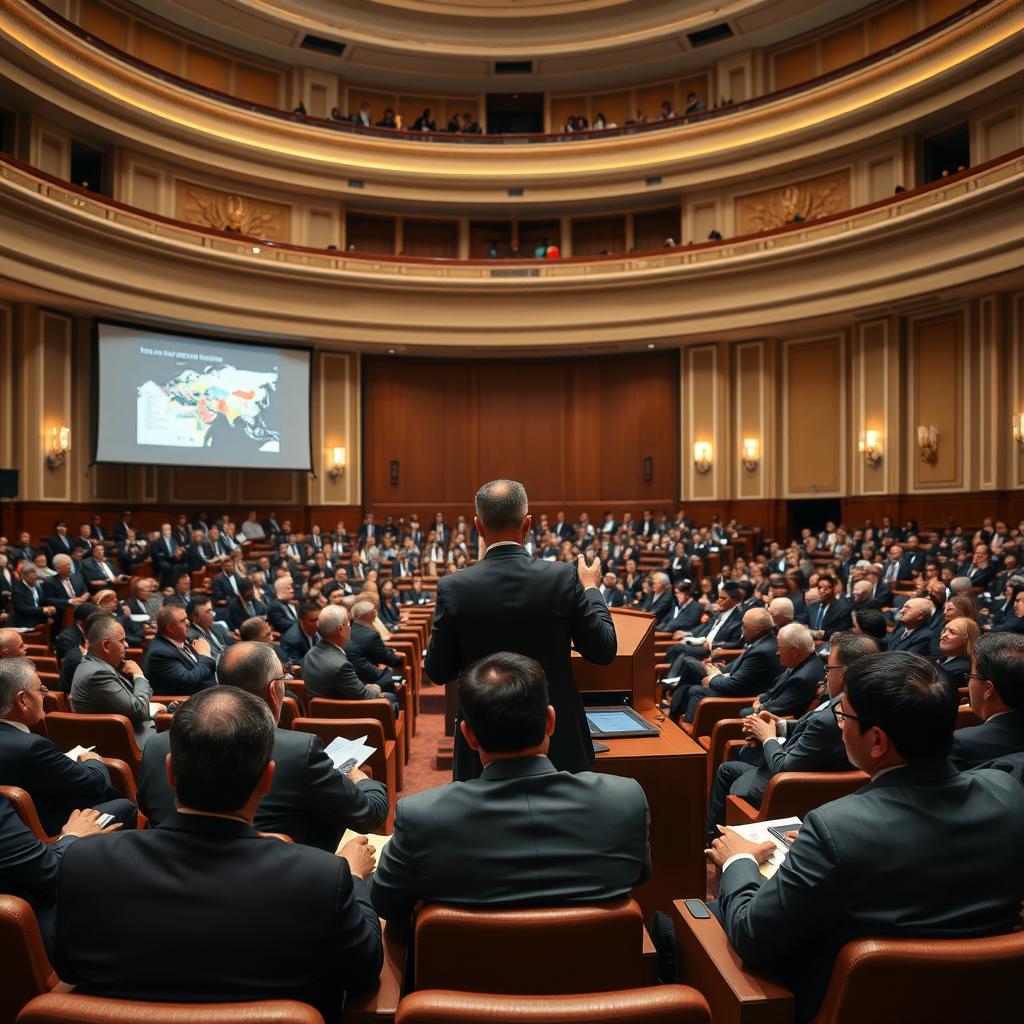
[
  {"xmin": 697, "ymin": 575, "xmax": 717, "ymax": 611},
  {"xmin": 945, "ymin": 592, "xmax": 979, "ymax": 625},
  {"xmin": 937, "ymin": 616, "xmax": 979, "ymax": 689},
  {"xmin": 669, "ymin": 541, "xmax": 689, "ymax": 582}
]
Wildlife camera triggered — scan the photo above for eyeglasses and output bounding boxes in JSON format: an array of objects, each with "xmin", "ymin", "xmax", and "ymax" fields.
[
  {"xmin": 830, "ymin": 695, "xmax": 859, "ymax": 725},
  {"xmin": 823, "ymin": 664, "xmax": 844, "ymax": 675},
  {"xmin": 271, "ymin": 674, "xmax": 294, "ymax": 685},
  {"xmin": 966, "ymin": 674, "xmax": 987, "ymax": 684}
]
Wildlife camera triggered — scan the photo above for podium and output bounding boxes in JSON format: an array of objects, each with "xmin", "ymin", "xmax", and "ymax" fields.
[{"xmin": 575, "ymin": 608, "xmax": 708, "ymax": 918}]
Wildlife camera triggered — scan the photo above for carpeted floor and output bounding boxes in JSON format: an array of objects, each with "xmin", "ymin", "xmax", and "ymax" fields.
[{"xmin": 402, "ymin": 689, "xmax": 453, "ymax": 795}]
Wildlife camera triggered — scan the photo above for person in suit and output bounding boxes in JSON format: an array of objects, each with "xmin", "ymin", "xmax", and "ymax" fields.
[
  {"xmin": 143, "ymin": 605, "xmax": 217, "ymax": 696},
  {"xmin": 10, "ymin": 564, "xmax": 57, "ymax": 629},
  {"xmin": 401, "ymin": 577, "xmax": 432, "ymax": 605},
  {"xmin": 211, "ymin": 558, "xmax": 246, "ymax": 615},
  {"xmin": 185, "ymin": 595, "xmax": 232, "ymax": 662},
  {"xmin": 45, "ymin": 519, "xmax": 74, "ymax": 563},
  {"xmin": 661, "ymin": 580, "xmax": 703, "ymax": 634},
  {"xmin": 266, "ymin": 576, "xmax": 300, "ymax": 633},
  {"xmin": 160, "ymin": 570, "xmax": 192, "ymax": 612},
  {"xmin": 370, "ymin": 651, "xmax": 649, "ymax": 922},
  {"xmin": 346, "ymin": 602, "xmax": 404, "ymax": 688},
  {"xmin": 708, "ymin": 650, "xmax": 1024, "ymax": 1024},
  {"xmin": 53, "ymin": 600, "xmax": 97, "ymax": 665},
  {"xmin": 849, "ymin": 579, "xmax": 882, "ymax": 612},
  {"xmin": 667, "ymin": 608, "xmax": 780, "ymax": 724},
  {"xmin": 278, "ymin": 602, "xmax": 322, "ymax": 667},
  {"xmin": 934, "ymin": 615, "xmax": 976, "ymax": 689},
  {"xmin": 261, "ymin": 512, "xmax": 284, "ymax": 543},
  {"xmin": 807, "ymin": 575, "xmax": 853, "ymax": 641},
  {"xmin": 0, "ymin": 657, "xmax": 136, "ymax": 833},
  {"xmin": 989, "ymin": 581, "xmax": 1024, "ymax": 633},
  {"xmin": 0, "ymin": 627, "xmax": 27, "ymax": 659},
  {"xmin": 81, "ymin": 543, "xmax": 125, "ymax": 589},
  {"xmin": 706, "ymin": 632, "xmax": 875, "ymax": 836},
  {"xmin": 740, "ymin": 623, "xmax": 826, "ymax": 720},
  {"xmin": 41, "ymin": 553, "xmax": 89, "ymax": 611},
  {"xmin": 57, "ymin": 684, "xmax": 383, "ymax": 1023},
  {"xmin": 70, "ymin": 616, "xmax": 161, "ymax": 746},
  {"xmin": 879, "ymin": 544, "xmax": 914, "ymax": 586},
  {"xmin": 150, "ymin": 523, "xmax": 187, "ymax": 588},
  {"xmin": 885, "ymin": 597, "xmax": 934, "ymax": 654},
  {"xmin": 226, "ymin": 577, "xmax": 265, "ymax": 631},
  {"xmin": 645, "ymin": 571, "xmax": 675, "ymax": 628},
  {"xmin": 111, "ymin": 510, "xmax": 134, "ymax": 544},
  {"xmin": 965, "ymin": 544, "xmax": 998, "ymax": 592},
  {"xmin": 138, "ymin": 642, "xmax": 388, "ymax": 852},
  {"xmin": 665, "ymin": 581, "xmax": 745, "ymax": 667},
  {"xmin": 425, "ymin": 480, "xmax": 616, "ymax": 781},
  {"xmin": 951, "ymin": 632, "xmax": 1024, "ymax": 769},
  {"xmin": 598, "ymin": 571, "xmax": 625, "ymax": 607}
]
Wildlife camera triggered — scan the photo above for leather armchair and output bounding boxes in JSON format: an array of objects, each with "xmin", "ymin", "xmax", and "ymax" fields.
[
  {"xmin": 394, "ymin": 986, "xmax": 711, "ymax": 1023},
  {"xmin": 724, "ymin": 771, "xmax": 868, "ymax": 825},
  {"xmin": 414, "ymin": 900, "xmax": 646, "ymax": 995},
  {"xmin": 683, "ymin": 698, "xmax": 753, "ymax": 741},
  {"xmin": 0, "ymin": 895, "xmax": 58, "ymax": 1024},
  {"xmin": 41, "ymin": 714, "xmax": 142, "ymax": 779},
  {"xmin": 0, "ymin": 785, "xmax": 51, "ymax": 841},
  {"xmin": 16, "ymin": 994, "xmax": 325, "ymax": 1024},
  {"xmin": 309, "ymin": 696, "xmax": 407, "ymax": 784}
]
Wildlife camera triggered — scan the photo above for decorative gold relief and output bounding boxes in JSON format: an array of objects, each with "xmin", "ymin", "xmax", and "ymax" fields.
[
  {"xmin": 735, "ymin": 171, "xmax": 851, "ymax": 234},
  {"xmin": 175, "ymin": 181, "xmax": 290, "ymax": 240}
]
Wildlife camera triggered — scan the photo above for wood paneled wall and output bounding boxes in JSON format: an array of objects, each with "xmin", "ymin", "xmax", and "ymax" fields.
[{"xmin": 362, "ymin": 351, "xmax": 679, "ymax": 516}]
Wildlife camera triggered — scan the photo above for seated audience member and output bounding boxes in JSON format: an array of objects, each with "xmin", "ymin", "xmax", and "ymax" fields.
[
  {"xmin": 54, "ymin": 605, "xmax": 100, "ymax": 692},
  {"xmin": 70, "ymin": 615, "xmax": 161, "ymax": 746},
  {"xmin": 664, "ymin": 580, "xmax": 745, "ymax": 665},
  {"xmin": 80, "ymin": 543, "xmax": 126, "ymax": 588},
  {"xmin": 0, "ymin": 657, "xmax": 136, "ymax": 833},
  {"xmin": 401, "ymin": 577, "xmax": 431, "ymax": 605},
  {"xmin": 884, "ymin": 597, "xmax": 934, "ymax": 654},
  {"xmin": 345, "ymin": 601, "xmax": 404, "ymax": 689},
  {"xmin": 378, "ymin": 580, "xmax": 402, "ymax": 629},
  {"xmin": 706, "ymin": 632, "xmax": 875, "ymax": 836},
  {"xmin": 186, "ymin": 594, "xmax": 232, "ymax": 662},
  {"xmin": 663, "ymin": 580, "xmax": 703, "ymax": 634},
  {"xmin": 370, "ymin": 652, "xmax": 649, "ymax": 921},
  {"xmin": 667, "ymin": 608, "xmax": 780, "ymax": 724},
  {"xmin": 989, "ymin": 580, "xmax": 1024, "ymax": 633},
  {"xmin": 951, "ymin": 632, "xmax": 1024, "ymax": 769},
  {"xmin": 238, "ymin": 616, "xmax": 274, "ymax": 644},
  {"xmin": 11, "ymin": 564, "xmax": 57, "ymax": 629},
  {"xmin": 211, "ymin": 557, "xmax": 246, "ymax": 612},
  {"xmin": 807, "ymin": 575, "xmax": 853, "ymax": 640},
  {"xmin": 645, "ymin": 571, "xmax": 675, "ymax": 627},
  {"xmin": 143, "ymin": 606, "xmax": 217, "ymax": 696},
  {"xmin": 41, "ymin": 553, "xmax": 89, "ymax": 610},
  {"xmin": 57, "ymin": 685, "xmax": 383, "ymax": 1021},
  {"xmin": 162, "ymin": 570, "xmax": 192, "ymax": 610},
  {"xmin": 767, "ymin": 597, "xmax": 795, "ymax": 630},
  {"xmin": 138, "ymin": 642, "xmax": 387, "ymax": 851},
  {"xmin": 279, "ymin": 602, "xmax": 323, "ymax": 667},
  {"xmin": 1, "ymin": 796, "xmax": 119, "ymax": 956},
  {"xmin": 240, "ymin": 511, "xmax": 266, "ymax": 541},
  {"xmin": 852, "ymin": 606, "xmax": 888, "ymax": 642},
  {"xmin": 94, "ymin": 588, "xmax": 146, "ymax": 647},
  {"xmin": 935, "ymin": 616, "xmax": 978, "ymax": 689},
  {"xmin": 741, "ymin": 622, "xmax": 824, "ymax": 719},
  {"xmin": 268, "ymin": 576, "xmax": 300, "ymax": 633},
  {"xmin": 0, "ymin": 627, "xmax": 27, "ymax": 660},
  {"xmin": 598, "ymin": 571, "xmax": 624, "ymax": 607},
  {"xmin": 226, "ymin": 577, "xmax": 265, "ymax": 631},
  {"xmin": 707, "ymin": 651, "xmax": 1024, "ymax": 1024}
]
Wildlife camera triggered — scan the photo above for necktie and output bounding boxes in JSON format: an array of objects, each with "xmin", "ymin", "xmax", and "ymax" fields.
[
  {"xmin": 815, "ymin": 604, "xmax": 825, "ymax": 630},
  {"xmin": 184, "ymin": 644, "xmax": 197, "ymax": 663},
  {"xmin": 101, "ymin": 561, "xmax": 114, "ymax": 580},
  {"xmin": 31, "ymin": 585, "xmax": 39, "ymax": 606},
  {"xmin": 64, "ymin": 579, "xmax": 74, "ymax": 597},
  {"xmin": 168, "ymin": 536, "xmax": 176, "ymax": 555}
]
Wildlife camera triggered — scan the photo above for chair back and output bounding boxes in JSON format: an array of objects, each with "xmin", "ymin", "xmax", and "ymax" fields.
[
  {"xmin": 291, "ymin": 718, "xmax": 389, "ymax": 790},
  {"xmin": 395, "ymin": 986, "xmax": 711, "ymax": 1023},
  {"xmin": 42, "ymin": 691, "xmax": 69, "ymax": 714},
  {"xmin": 279, "ymin": 696, "xmax": 300, "ymax": 731},
  {"xmin": 760, "ymin": 771, "xmax": 868, "ymax": 821},
  {"xmin": 414, "ymin": 900, "xmax": 645, "ymax": 994},
  {"xmin": 812, "ymin": 932, "xmax": 1024, "ymax": 1024},
  {"xmin": 308, "ymin": 698, "xmax": 396, "ymax": 739},
  {"xmin": 0, "ymin": 786, "xmax": 50, "ymax": 841},
  {"xmin": 42, "ymin": 714, "xmax": 142, "ymax": 777},
  {"xmin": 16, "ymin": 994, "xmax": 324, "ymax": 1024},
  {"xmin": 0, "ymin": 895, "xmax": 56, "ymax": 1024},
  {"xmin": 955, "ymin": 704, "xmax": 982, "ymax": 729}
]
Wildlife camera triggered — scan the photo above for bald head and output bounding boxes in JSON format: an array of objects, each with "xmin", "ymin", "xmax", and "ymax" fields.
[
  {"xmin": 0, "ymin": 629, "xmax": 27, "ymax": 659},
  {"xmin": 852, "ymin": 579, "xmax": 873, "ymax": 603},
  {"xmin": 475, "ymin": 479, "xmax": 528, "ymax": 531},
  {"xmin": 741, "ymin": 607, "xmax": 774, "ymax": 642},
  {"xmin": 767, "ymin": 597, "xmax": 794, "ymax": 628},
  {"xmin": 900, "ymin": 597, "xmax": 933, "ymax": 628},
  {"xmin": 216, "ymin": 641, "xmax": 283, "ymax": 699}
]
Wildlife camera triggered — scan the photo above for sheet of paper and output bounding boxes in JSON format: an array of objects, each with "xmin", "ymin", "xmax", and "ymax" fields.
[
  {"xmin": 324, "ymin": 734, "xmax": 377, "ymax": 770},
  {"xmin": 338, "ymin": 829, "xmax": 393, "ymax": 858},
  {"xmin": 129, "ymin": 613, "xmax": 151, "ymax": 622},
  {"xmin": 149, "ymin": 702, "xmax": 164, "ymax": 716},
  {"xmin": 64, "ymin": 744, "xmax": 95, "ymax": 762},
  {"xmin": 726, "ymin": 817, "xmax": 802, "ymax": 878}
]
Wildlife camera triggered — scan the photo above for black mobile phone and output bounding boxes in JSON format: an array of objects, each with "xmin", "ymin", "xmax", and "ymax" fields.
[
  {"xmin": 337, "ymin": 757, "xmax": 358, "ymax": 776},
  {"xmin": 684, "ymin": 899, "xmax": 711, "ymax": 920},
  {"xmin": 768, "ymin": 825, "xmax": 799, "ymax": 845}
]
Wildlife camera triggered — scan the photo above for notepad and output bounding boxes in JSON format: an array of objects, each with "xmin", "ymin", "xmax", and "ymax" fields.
[
  {"xmin": 64, "ymin": 744, "xmax": 95, "ymax": 762},
  {"xmin": 337, "ymin": 829, "xmax": 392, "ymax": 858},
  {"xmin": 324, "ymin": 734, "xmax": 377, "ymax": 770},
  {"xmin": 725, "ymin": 817, "xmax": 802, "ymax": 878}
]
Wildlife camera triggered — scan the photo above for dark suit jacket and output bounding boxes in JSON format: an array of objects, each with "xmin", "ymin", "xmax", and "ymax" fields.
[
  {"xmin": 267, "ymin": 599, "xmax": 299, "ymax": 634},
  {"xmin": 142, "ymin": 634, "xmax": 217, "ymax": 696},
  {"xmin": 303, "ymin": 641, "xmax": 379, "ymax": 701},
  {"xmin": 965, "ymin": 563, "xmax": 997, "ymax": 591},
  {"xmin": 690, "ymin": 606, "xmax": 744, "ymax": 649},
  {"xmin": 951, "ymin": 710, "xmax": 1024, "ymax": 770},
  {"xmin": 54, "ymin": 625, "xmax": 85, "ymax": 664},
  {"xmin": 211, "ymin": 571, "xmax": 242, "ymax": 606},
  {"xmin": 0, "ymin": 722, "xmax": 121, "ymax": 836},
  {"xmin": 425, "ymin": 545, "xmax": 616, "ymax": 780},
  {"xmin": 279, "ymin": 623, "xmax": 318, "ymax": 666},
  {"xmin": 885, "ymin": 626, "xmax": 933, "ymax": 655},
  {"xmin": 69, "ymin": 654, "xmax": 154, "ymax": 743},
  {"xmin": 347, "ymin": 621, "xmax": 402, "ymax": 684},
  {"xmin": 138, "ymin": 727, "xmax": 388, "ymax": 851},
  {"xmin": 600, "ymin": 586, "xmax": 626, "ymax": 608},
  {"xmin": 719, "ymin": 761, "xmax": 1024, "ymax": 1023},
  {"xmin": 935, "ymin": 654, "xmax": 971, "ymax": 690},
  {"xmin": 41, "ymin": 573, "xmax": 88, "ymax": 610},
  {"xmin": 46, "ymin": 534, "xmax": 74, "ymax": 562},
  {"xmin": 807, "ymin": 598, "xmax": 853, "ymax": 639},
  {"xmin": 80, "ymin": 558, "xmax": 120, "ymax": 586},
  {"xmin": 54, "ymin": 811, "xmax": 382, "ymax": 1023},
  {"xmin": 646, "ymin": 590, "xmax": 675, "ymax": 629},
  {"xmin": 370, "ymin": 756, "xmax": 649, "ymax": 921},
  {"xmin": 11, "ymin": 580, "xmax": 49, "ymax": 627},
  {"xmin": 662, "ymin": 600, "xmax": 703, "ymax": 634},
  {"xmin": 707, "ymin": 636, "xmax": 782, "ymax": 698},
  {"xmin": 226, "ymin": 594, "xmax": 265, "ymax": 631},
  {"xmin": 757, "ymin": 652, "xmax": 826, "ymax": 717}
]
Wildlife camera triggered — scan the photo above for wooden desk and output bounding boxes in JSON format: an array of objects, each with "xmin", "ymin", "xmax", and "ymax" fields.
[{"xmin": 595, "ymin": 707, "xmax": 707, "ymax": 919}]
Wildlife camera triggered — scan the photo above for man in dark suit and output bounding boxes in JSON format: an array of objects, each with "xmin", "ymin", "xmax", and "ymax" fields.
[
  {"xmin": 965, "ymin": 544, "xmax": 998, "ymax": 592},
  {"xmin": 138, "ymin": 642, "xmax": 388, "ymax": 852},
  {"xmin": 599, "ymin": 571, "xmax": 625, "ymax": 608},
  {"xmin": 807, "ymin": 575, "xmax": 853, "ymax": 641},
  {"xmin": 41, "ymin": 553, "xmax": 89, "ymax": 611},
  {"xmin": 401, "ymin": 577, "xmax": 432, "ymax": 606},
  {"xmin": 661, "ymin": 581, "xmax": 703, "ymax": 635},
  {"xmin": 667, "ymin": 608, "xmax": 780, "ymax": 724},
  {"xmin": 267, "ymin": 576, "xmax": 300, "ymax": 633},
  {"xmin": 740, "ymin": 623, "xmax": 826, "ymax": 719},
  {"xmin": 185, "ymin": 595, "xmax": 232, "ymax": 662},
  {"xmin": 143, "ymin": 605, "xmax": 216, "ymax": 696},
  {"xmin": 10, "ymin": 564, "xmax": 57, "ymax": 629},
  {"xmin": 425, "ymin": 480, "xmax": 616, "ymax": 781},
  {"xmin": 278, "ymin": 602, "xmax": 322, "ymax": 668},
  {"xmin": 346, "ymin": 602, "xmax": 403, "ymax": 688},
  {"xmin": 885, "ymin": 597, "xmax": 933, "ymax": 654},
  {"xmin": 302, "ymin": 605, "xmax": 387, "ymax": 704},
  {"xmin": 80, "ymin": 543, "xmax": 125, "ymax": 589},
  {"xmin": 708, "ymin": 651, "xmax": 1024, "ymax": 1024},
  {"xmin": 951, "ymin": 632, "xmax": 1024, "ymax": 769},
  {"xmin": 706, "ymin": 632, "xmax": 876, "ymax": 835},
  {"xmin": 57, "ymin": 684, "xmax": 383, "ymax": 1023},
  {"xmin": 357, "ymin": 513, "xmax": 378, "ymax": 544},
  {"xmin": 226, "ymin": 578, "xmax": 266, "ymax": 631},
  {"xmin": 112, "ymin": 510, "xmax": 134, "ymax": 544},
  {"xmin": 150, "ymin": 523, "xmax": 187, "ymax": 588},
  {"xmin": 0, "ymin": 657, "xmax": 136, "ymax": 833},
  {"xmin": 371, "ymin": 652, "xmax": 649, "ymax": 921},
  {"xmin": 665, "ymin": 581, "xmax": 745, "ymax": 669},
  {"xmin": 211, "ymin": 559, "xmax": 246, "ymax": 614},
  {"xmin": 645, "ymin": 571, "xmax": 675, "ymax": 628},
  {"xmin": 879, "ymin": 544, "xmax": 913, "ymax": 587},
  {"xmin": 53, "ymin": 601, "xmax": 97, "ymax": 669},
  {"xmin": 45, "ymin": 520, "xmax": 74, "ymax": 563},
  {"xmin": 553, "ymin": 512, "xmax": 576, "ymax": 542}
]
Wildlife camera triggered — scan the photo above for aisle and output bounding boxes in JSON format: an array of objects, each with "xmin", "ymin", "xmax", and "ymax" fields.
[{"xmin": 402, "ymin": 689, "xmax": 451, "ymax": 795}]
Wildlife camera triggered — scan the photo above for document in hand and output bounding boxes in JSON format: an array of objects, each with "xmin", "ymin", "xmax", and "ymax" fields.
[
  {"xmin": 727, "ymin": 817, "xmax": 802, "ymax": 878},
  {"xmin": 324, "ymin": 734, "xmax": 377, "ymax": 770},
  {"xmin": 64, "ymin": 744, "xmax": 95, "ymax": 762}
]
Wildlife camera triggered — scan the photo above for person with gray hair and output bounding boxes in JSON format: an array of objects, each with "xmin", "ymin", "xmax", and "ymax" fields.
[
  {"xmin": 346, "ymin": 601, "xmax": 405, "ymax": 692},
  {"xmin": 10, "ymin": 563, "xmax": 58, "ymax": 629},
  {"xmin": 427, "ymin": 478, "xmax": 616, "ymax": 781},
  {"xmin": 137, "ymin": 641, "xmax": 388, "ymax": 850},
  {"xmin": 646, "ymin": 571, "xmax": 675, "ymax": 628},
  {"xmin": 767, "ymin": 597, "xmax": 794, "ymax": 630},
  {"xmin": 884, "ymin": 597, "xmax": 935, "ymax": 654},
  {"xmin": 41, "ymin": 552, "xmax": 89, "ymax": 611},
  {"xmin": 949, "ymin": 576, "xmax": 975, "ymax": 596},
  {"xmin": 740, "ymin": 621, "xmax": 824, "ymax": 719}
]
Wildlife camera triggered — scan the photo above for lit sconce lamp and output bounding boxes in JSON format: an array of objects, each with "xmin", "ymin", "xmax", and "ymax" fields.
[
  {"xmin": 328, "ymin": 446, "xmax": 346, "ymax": 481},
  {"xmin": 858, "ymin": 429, "xmax": 883, "ymax": 467},
  {"xmin": 1013, "ymin": 413, "xmax": 1024, "ymax": 452},
  {"xmin": 916, "ymin": 425, "xmax": 939, "ymax": 464},
  {"xmin": 693, "ymin": 441, "xmax": 713, "ymax": 474},
  {"xmin": 741, "ymin": 438, "xmax": 760, "ymax": 472},
  {"xmin": 45, "ymin": 425, "xmax": 70, "ymax": 470}
]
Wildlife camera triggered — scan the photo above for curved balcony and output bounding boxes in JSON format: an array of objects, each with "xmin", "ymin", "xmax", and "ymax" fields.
[
  {"xmin": 0, "ymin": 147, "xmax": 1021, "ymax": 351},
  {"xmin": 1, "ymin": 0, "xmax": 1020, "ymax": 204}
]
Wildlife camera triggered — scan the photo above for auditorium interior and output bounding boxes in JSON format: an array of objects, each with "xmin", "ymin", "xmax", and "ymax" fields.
[{"xmin": 1, "ymin": 0, "xmax": 1024, "ymax": 1021}]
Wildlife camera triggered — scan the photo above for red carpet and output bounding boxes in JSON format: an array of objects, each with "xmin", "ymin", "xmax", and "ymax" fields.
[{"xmin": 403, "ymin": 689, "xmax": 452, "ymax": 795}]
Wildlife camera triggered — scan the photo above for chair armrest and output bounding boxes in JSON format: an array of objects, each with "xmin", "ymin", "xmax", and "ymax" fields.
[
  {"xmin": 98, "ymin": 757, "xmax": 138, "ymax": 802},
  {"xmin": 343, "ymin": 922, "xmax": 408, "ymax": 1023},
  {"xmin": 724, "ymin": 794, "xmax": 761, "ymax": 826},
  {"xmin": 686, "ymin": 698, "xmax": 755, "ymax": 738},
  {"xmin": 707, "ymin": 719, "xmax": 748, "ymax": 788},
  {"xmin": 672, "ymin": 899, "xmax": 793, "ymax": 1024}
]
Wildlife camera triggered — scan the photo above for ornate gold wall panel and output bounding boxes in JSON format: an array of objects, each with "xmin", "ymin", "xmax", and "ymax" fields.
[
  {"xmin": 735, "ymin": 171, "xmax": 851, "ymax": 233},
  {"xmin": 174, "ymin": 180, "xmax": 291, "ymax": 240}
]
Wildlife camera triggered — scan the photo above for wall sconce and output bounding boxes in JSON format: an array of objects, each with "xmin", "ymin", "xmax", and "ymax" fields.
[
  {"xmin": 327, "ymin": 446, "xmax": 346, "ymax": 481},
  {"xmin": 1013, "ymin": 413, "xmax": 1024, "ymax": 452},
  {"xmin": 916, "ymin": 425, "xmax": 939, "ymax": 464},
  {"xmin": 741, "ymin": 438, "xmax": 760, "ymax": 472},
  {"xmin": 45, "ymin": 425, "xmax": 70, "ymax": 470},
  {"xmin": 693, "ymin": 441, "xmax": 713, "ymax": 474},
  {"xmin": 858, "ymin": 429, "xmax": 883, "ymax": 467}
]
